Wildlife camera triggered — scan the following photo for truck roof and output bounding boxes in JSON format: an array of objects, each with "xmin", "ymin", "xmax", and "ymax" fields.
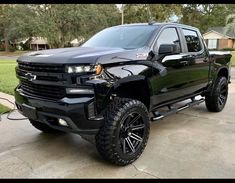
[{"xmin": 116, "ymin": 22, "xmax": 198, "ymax": 31}]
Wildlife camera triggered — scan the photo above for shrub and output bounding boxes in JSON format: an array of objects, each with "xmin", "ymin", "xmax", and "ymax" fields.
[
  {"xmin": 220, "ymin": 48, "xmax": 235, "ymax": 51},
  {"xmin": 9, "ymin": 45, "xmax": 16, "ymax": 52},
  {"xmin": 19, "ymin": 42, "xmax": 30, "ymax": 50}
]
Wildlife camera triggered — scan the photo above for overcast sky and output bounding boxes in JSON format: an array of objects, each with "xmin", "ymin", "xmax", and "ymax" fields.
[{"xmin": 116, "ymin": 4, "xmax": 122, "ymax": 10}]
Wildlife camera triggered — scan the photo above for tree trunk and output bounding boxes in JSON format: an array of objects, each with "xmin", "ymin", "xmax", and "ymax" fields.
[{"xmin": 4, "ymin": 31, "xmax": 9, "ymax": 53}]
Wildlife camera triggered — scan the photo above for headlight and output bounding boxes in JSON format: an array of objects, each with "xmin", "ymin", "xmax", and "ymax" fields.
[{"xmin": 66, "ymin": 64, "xmax": 103, "ymax": 74}]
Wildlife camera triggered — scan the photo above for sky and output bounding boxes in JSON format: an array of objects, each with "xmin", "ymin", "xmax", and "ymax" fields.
[{"xmin": 116, "ymin": 4, "xmax": 122, "ymax": 10}]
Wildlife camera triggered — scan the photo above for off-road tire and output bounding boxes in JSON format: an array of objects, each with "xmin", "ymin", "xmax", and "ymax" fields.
[
  {"xmin": 205, "ymin": 76, "xmax": 228, "ymax": 112},
  {"xmin": 95, "ymin": 98, "xmax": 150, "ymax": 166},
  {"xmin": 29, "ymin": 119, "xmax": 64, "ymax": 133}
]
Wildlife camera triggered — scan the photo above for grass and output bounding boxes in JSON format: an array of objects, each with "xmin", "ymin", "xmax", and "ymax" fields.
[
  {"xmin": 0, "ymin": 51, "xmax": 29, "ymax": 57},
  {"xmin": 231, "ymin": 51, "xmax": 235, "ymax": 66},
  {"xmin": 0, "ymin": 59, "xmax": 18, "ymax": 95},
  {"xmin": 0, "ymin": 103, "xmax": 10, "ymax": 114}
]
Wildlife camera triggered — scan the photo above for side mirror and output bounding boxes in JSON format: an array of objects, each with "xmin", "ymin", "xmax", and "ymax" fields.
[{"xmin": 158, "ymin": 44, "xmax": 180, "ymax": 55}]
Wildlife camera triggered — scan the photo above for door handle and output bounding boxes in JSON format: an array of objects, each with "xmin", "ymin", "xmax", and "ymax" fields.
[{"xmin": 180, "ymin": 61, "xmax": 188, "ymax": 65}]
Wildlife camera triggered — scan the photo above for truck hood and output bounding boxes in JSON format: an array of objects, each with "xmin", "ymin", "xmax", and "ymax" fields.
[{"xmin": 17, "ymin": 46, "xmax": 150, "ymax": 65}]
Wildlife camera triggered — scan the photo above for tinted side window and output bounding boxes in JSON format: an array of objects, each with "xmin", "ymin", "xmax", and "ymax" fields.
[
  {"xmin": 155, "ymin": 28, "xmax": 181, "ymax": 52},
  {"xmin": 182, "ymin": 29, "xmax": 202, "ymax": 52}
]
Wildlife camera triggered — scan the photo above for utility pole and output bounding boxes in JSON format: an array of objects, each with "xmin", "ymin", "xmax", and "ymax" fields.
[
  {"xmin": 146, "ymin": 5, "xmax": 153, "ymax": 23},
  {"xmin": 121, "ymin": 4, "xmax": 124, "ymax": 25}
]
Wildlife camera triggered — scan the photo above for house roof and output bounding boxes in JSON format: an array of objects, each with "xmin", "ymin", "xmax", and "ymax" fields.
[
  {"xmin": 207, "ymin": 26, "xmax": 235, "ymax": 38},
  {"xmin": 30, "ymin": 37, "xmax": 48, "ymax": 45},
  {"xmin": 30, "ymin": 37, "xmax": 84, "ymax": 45},
  {"xmin": 70, "ymin": 37, "xmax": 85, "ymax": 44}
]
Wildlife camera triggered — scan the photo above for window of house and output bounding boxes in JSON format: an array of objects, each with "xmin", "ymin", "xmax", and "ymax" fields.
[
  {"xmin": 182, "ymin": 29, "xmax": 202, "ymax": 52},
  {"xmin": 207, "ymin": 39, "xmax": 217, "ymax": 49},
  {"xmin": 154, "ymin": 27, "xmax": 181, "ymax": 52}
]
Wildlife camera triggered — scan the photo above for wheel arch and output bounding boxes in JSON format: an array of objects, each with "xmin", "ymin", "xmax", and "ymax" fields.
[
  {"xmin": 217, "ymin": 67, "xmax": 229, "ymax": 80},
  {"xmin": 207, "ymin": 66, "xmax": 229, "ymax": 96},
  {"xmin": 112, "ymin": 75, "xmax": 152, "ymax": 111}
]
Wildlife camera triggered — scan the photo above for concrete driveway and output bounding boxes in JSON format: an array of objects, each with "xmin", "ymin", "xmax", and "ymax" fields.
[{"xmin": 0, "ymin": 70, "xmax": 235, "ymax": 178}]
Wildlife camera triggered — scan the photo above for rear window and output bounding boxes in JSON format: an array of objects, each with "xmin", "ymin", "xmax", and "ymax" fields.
[{"xmin": 182, "ymin": 29, "xmax": 202, "ymax": 52}]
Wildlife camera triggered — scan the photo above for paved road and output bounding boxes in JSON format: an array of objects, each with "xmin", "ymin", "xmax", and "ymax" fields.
[
  {"xmin": 231, "ymin": 67, "xmax": 235, "ymax": 79},
  {"xmin": 0, "ymin": 70, "xmax": 234, "ymax": 178}
]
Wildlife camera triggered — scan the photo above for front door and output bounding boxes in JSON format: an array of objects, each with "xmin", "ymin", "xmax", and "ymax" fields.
[{"xmin": 150, "ymin": 27, "xmax": 193, "ymax": 107}]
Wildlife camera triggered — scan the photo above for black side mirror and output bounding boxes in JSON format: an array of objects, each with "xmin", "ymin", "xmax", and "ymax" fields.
[{"xmin": 158, "ymin": 44, "xmax": 180, "ymax": 55}]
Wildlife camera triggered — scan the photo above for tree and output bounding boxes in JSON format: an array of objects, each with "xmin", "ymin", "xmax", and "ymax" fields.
[
  {"xmin": 123, "ymin": 4, "xmax": 182, "ymax": 24},
  {"xmin": 180, "ymin": 4, "xmax": 233, "ymax": 33},
  {"xmin": 20, "ymin": 4, "xmax": 120, "ymax": 48},
  {"xmin": 224, "ymin": 14, "xmax": 235, "ymax": 37},
  {"xmin": 0, "ymin": 4, "xmax": 120, "ymax": 49},
  {"xmin": 0, "ymin": 4, "xmax": 45, "ymax": 51},
  {"xmin": 0, "ymin": 4, "xmax": 14, "ymax": 52}
]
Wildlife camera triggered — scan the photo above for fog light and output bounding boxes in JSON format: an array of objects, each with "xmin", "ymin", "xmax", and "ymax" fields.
[
  {"xmin": 58, "ymin": 119, "xmax": 69, "ymax": 127},
  {"xmin": 66, "ymin": 88, "xmax": 94, "ymax": 94}
]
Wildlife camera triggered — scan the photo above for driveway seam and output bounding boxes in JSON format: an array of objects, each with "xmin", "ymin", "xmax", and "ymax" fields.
[{"xmin": 132, "ymin": 163, "xmax": 160, "ymax": 178}]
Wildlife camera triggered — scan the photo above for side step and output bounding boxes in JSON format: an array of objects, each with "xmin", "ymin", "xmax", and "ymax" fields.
[{"xmin": 151, "ymin": 98, "xmax": 205, "ymax": 121}]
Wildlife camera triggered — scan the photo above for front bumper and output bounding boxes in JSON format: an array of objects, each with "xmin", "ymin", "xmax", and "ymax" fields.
[{"xmin": 14, "ymin": 86, "xmax": 104, "ymax": 135}]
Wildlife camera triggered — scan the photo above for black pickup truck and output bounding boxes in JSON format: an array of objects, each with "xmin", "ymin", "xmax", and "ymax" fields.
[{"xmin": 15, "ymin": 22, "xmax": 232, "ymax": 166}]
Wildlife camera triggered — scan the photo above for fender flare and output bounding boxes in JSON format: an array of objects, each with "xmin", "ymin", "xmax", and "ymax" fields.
[{"xmin": 207, "ymin": 66, "xmax": 229, "ymax": 96}]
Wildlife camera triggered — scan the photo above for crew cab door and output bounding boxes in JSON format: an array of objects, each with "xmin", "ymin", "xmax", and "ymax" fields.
[
  {"xmin": 151, "ymin": 26, "xmax": 209, "ymax": 106},
  {"xmin": 179, "ymin": 28, "xmax": 210, "ymax": 94}
]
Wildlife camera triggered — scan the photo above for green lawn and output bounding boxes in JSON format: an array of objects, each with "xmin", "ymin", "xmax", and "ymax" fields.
[
  {"xmin": 0, "ymin": 103, "xmax": 10, "ymax": 114},
  {"xmin": 231, "ymin": 51, "xmax": 235, "ymax": 66},
  {"xmin": 0, "ymin": 60, "xmax": 18, "ymax": 95}
]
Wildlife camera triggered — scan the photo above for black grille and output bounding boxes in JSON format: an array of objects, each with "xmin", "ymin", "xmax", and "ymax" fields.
[
  {"xmin": 17, "ymin": 69, "xmax": 60, "ymax": 82},
  {"xmin": 18, "ymin": 62, "xmax": 65, "ymax": 73},
  {"xmin": 20, "ymin": 80, "xmax": 65, "ymax": 100}
]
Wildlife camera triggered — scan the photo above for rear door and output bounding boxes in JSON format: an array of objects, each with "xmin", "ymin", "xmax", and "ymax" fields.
[{"xmin": 179, "ymin": 28, "xmax": 210, "ymax": 94}]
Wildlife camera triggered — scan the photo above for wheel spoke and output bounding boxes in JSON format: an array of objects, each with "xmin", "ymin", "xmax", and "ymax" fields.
[
  {"xmin": 220, "ymin": 88, "xmax": 227, "ymax": 94},
  {"xmin": 127, "ymin": 114, "xmax": 141, "ymax": 126},
  {"xmin": 131, "ymin": 124, "xmax": 145, "ymax": 131},
  {"xmin": 218, "ymin": 97, "xmax": 223, "ymax": 105},
  {"xmin": 122, "ymin": 138, "xmax": 126, "ymax": 154},
  {"xmin": 126, "ymin": 137, "xmax": 135, "ymax": 152},
  {"xmin": 220, "ymin": 95, "xmax": 226, "ymax": 102},
  {"xmin": 130, "ymin": 133, "xmax": 143, "ymax": 142}
]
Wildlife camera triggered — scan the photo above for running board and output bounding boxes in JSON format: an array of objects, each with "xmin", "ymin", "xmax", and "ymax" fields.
[{"xmin": 151, "ymin": 98, "xmax": 205, "ymax": 121}]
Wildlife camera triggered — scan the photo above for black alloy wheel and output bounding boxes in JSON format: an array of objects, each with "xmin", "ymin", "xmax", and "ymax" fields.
[
  {"xmin": 96, "ymin": 98, "xmax": 150, "ymax": 166},
  {"xmin": 119, "ymin": 112, "xmax": 145, "ymax": 155}
]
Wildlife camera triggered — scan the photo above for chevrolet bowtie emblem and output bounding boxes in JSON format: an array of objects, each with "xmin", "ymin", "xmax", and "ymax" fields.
[{"xmin": 25, "ymin": 73, "xmax": 37, "ymax": 81}]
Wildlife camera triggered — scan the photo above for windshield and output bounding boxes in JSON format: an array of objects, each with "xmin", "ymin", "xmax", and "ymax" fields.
[{"xmin": 82, "ymin": 25, "xmax": 158, "ymax": 50}]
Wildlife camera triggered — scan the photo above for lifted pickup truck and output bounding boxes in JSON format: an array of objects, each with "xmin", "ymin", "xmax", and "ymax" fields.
[{"xmin": 15, "ymin": 22, "xmax": 231, "ymax": 166}]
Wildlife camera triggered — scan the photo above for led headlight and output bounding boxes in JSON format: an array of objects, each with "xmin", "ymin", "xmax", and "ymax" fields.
[
  {"xmin": 66, "ymin": 65, "xmax": 103, "ymax": 74},
  {"xmin": 66, "ymin": 65, "xmax": 95, "ymax": 73}
]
